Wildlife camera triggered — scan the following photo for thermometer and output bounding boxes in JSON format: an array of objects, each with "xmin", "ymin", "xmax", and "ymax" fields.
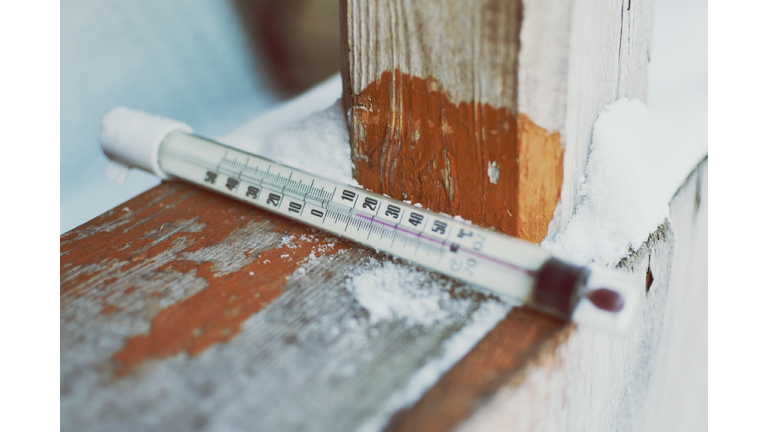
[{"xmin": 100, "ymin": 107, "xmax": 644, "ymax": 334}]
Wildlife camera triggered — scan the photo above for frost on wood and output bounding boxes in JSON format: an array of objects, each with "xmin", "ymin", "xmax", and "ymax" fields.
[
  {"xmin": 357, "ymin": 294, "xmax": 510, "ymax": 432},
  {"xmin": 456, "ymin": 159, "xmax": 707, "ymax": 432},
  {"xmin": 61, "ymin": 187, "xmax": 511, "ymax": 432},
  {"xmin": 342, "ymin": 258, "xmax": 513, "ymax": 431}
]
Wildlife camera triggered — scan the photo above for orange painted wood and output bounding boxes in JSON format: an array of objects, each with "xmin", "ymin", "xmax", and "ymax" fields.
[
  {"xmin": 344, "ymin": 69, "xmax": 563, "ymax": 241},
  {"xmin": 61, "ymin": 182, "xmax": 352, "ymax": 377},
  {"xmin": 61, "ymin": 181, "xmax": 557, "ymax": 430},
  {"xmin": 341, "ymin": 0, "xmax": 563, "ymax": 243}
]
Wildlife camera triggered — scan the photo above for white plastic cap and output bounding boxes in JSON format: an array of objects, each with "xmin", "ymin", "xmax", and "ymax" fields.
[{"xmin": 100, "ymin": 106, "xmax": 193, "ymax": 181}]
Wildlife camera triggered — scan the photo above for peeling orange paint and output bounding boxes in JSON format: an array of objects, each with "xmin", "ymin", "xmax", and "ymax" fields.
[
  {"xmin": 347, "ymin": 69, "xmax": 562, "ymax": 243},
  {"xmin": 62, "ymin": 185, "xmax": 290, "ymax": 298},
  {"xmin": 101, "ymin": 304, "xmax": 118, "ymax": 316},
  {"xmin": 60, "ymin": 182, "xmax": 353, "ymax": 377},
  {"xmin": 113, "ymin": 236, "xmax": 349, "ymax": 377}
]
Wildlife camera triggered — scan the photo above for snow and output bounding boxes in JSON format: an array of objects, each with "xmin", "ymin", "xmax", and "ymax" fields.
[
  {"xmin": 278, "ymin": 234, "xmax": 297, "ymax": 248},
  {"xmin": 541, "ymin": 0, "xmax": 708, "ymax": 267},
  {"xmin": 220, "ymin": 75, "xmax": 358, "ymax": 186},
  {"xmin": 345, "ymin": 259, "xmax": 459, "ymax": 327},
  {"xmin": 220, "ymin": 74, "xmax": 342, "ymax": 143},
  {"xmin": 542, "ymin": 98, "xmax": 707, "ymax": 266},
  {"xmin": 341, "ymin": 259, "xmax": 515, "ymax": 432}
]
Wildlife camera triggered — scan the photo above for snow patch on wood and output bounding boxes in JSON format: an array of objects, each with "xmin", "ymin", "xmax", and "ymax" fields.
[
  {"xmin": 456, "ymin": 159, "xmax": 707, "ymax": 432},
  {"xmin": 543, "ymin": 98, "xmax": 707, "ymax": 266},
  {"xmin": 346, "ymin": 259, "xmax": 463, "ymax": 327},
  {"xmin": 221, "ymin": 98, "xmax": 358, "ymax": 187}
]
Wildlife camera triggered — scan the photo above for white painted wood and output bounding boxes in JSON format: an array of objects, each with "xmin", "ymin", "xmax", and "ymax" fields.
[
  {"xmin": 518, "ymin": 0, "xmax": 657, "ymax": 237},
  {"xmin": 517, "ymin": 0, "xmax": 573, "ymax": 132},
  {"xmin": 643, "ymin": 160, "xmax": 707, "ymax": 432},
  {"xmin": 60, "ymin": 184, "xmax": 509, "ymax": 432},
  {"xmin": 552, "ymin": 0, "xmax": 656, "ymax": 237},
  {"xmin": 455, "ymin": 158, "xmax": 707, "ymax": 432}
]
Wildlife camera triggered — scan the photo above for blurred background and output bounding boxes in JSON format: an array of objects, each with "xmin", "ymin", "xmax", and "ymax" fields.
[
  {"xmin": 60, "ymin": 0, "xmax": 706, "ymax": 234},
  {"xmin": 60, "ymin": 0, "xmax": 340, "ymax": 233}
]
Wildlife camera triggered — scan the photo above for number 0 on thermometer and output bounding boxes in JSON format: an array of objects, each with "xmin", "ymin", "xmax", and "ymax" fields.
[{"xmin": 100, "ymin": 107, "xmax": 644, "ymax": 335}]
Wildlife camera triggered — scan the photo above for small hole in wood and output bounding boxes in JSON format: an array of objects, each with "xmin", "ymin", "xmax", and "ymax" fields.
[{"xmin": 645, "ymin": 256, "xmax": 654, "ymax": 293}]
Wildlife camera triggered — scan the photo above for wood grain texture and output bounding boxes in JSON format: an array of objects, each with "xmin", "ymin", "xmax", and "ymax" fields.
[
  {"xmin": 61, "ymin": 182, "xmax": 351, "ymax": 377},
  {"xmin": 347, "ymin": 67, "xmax": 564, "ymax": 241},
  {"xmin": 61, "ymin": 181, "xmax": 518, "ymax": 431},
  {"xmin": 537, "ymin": 0, "xmax": 656, "ymax": 237},
  {"xmin": 342, "ymin": 0, "xmax": 655, "ymax": 243},
  {"xmin": 60, "ymin": 167, "xmax": 706, "ymax": 432},
  {"xmin": 384, "ymin": 308, "xmax": 568, "ymax": 432},
  {"xmin": 341, "ymin": 0, "xmax": 521, "ymax": 110},
  {"xmin": 342, "ymin": 0, "xmax": 567, "ymax": 242}
]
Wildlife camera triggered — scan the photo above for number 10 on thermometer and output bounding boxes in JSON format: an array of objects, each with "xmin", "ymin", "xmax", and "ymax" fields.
[{"xmin": 100, "ymin": 107, "xmax": 645, "ymax": 335}]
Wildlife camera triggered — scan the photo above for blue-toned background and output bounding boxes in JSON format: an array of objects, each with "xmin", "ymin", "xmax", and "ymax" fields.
[{"xmin": 61, "ymin": 0, "xmax": 280, "ymax": 233}]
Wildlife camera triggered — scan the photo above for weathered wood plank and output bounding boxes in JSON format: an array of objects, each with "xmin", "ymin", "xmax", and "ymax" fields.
[
  {"xmin": 61, "ymin": 182, "xmax": 347, "ymax": 376},
  {"xmin": 384, "ymin": 308, "xmax": 567, "ymax": 432},
  {"xmin": 60, "ymin": 162, "xmax": 706, "ymax": 431},
  {"xmin": 61, "ymin": 182, "xmax": 515, "ymax": 431},
  {"xmin": 405, "ymin": 158, "xmax": 706, "ymax": 432}
]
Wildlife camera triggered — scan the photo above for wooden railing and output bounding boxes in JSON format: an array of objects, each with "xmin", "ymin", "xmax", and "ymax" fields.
[{"xmin": 61, "ymin": 1, "xmax": 707, "ymax": 430}]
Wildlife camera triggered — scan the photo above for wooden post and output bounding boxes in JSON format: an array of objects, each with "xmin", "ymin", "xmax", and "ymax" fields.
[{"xmin": 341, "ymin": 0, "xmax": 654, "ymax": 242}]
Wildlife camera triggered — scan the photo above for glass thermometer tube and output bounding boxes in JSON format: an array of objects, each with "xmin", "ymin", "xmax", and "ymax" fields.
[{"xmin": 100, "ymin": 107, "xmax": 644, "ymax": 335}]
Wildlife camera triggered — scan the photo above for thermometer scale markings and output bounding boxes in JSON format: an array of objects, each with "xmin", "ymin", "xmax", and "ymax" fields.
[
  {"xmin": 209, "ymin": 151, "xmax": 532, "ymax": 274},
  {"xmin": 162, "ymin": 147, "xmax": 500, "ymax": 269},
  {"xmin": 100, "ymin": 108, "xmax": 644, "ymax": 334}
]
